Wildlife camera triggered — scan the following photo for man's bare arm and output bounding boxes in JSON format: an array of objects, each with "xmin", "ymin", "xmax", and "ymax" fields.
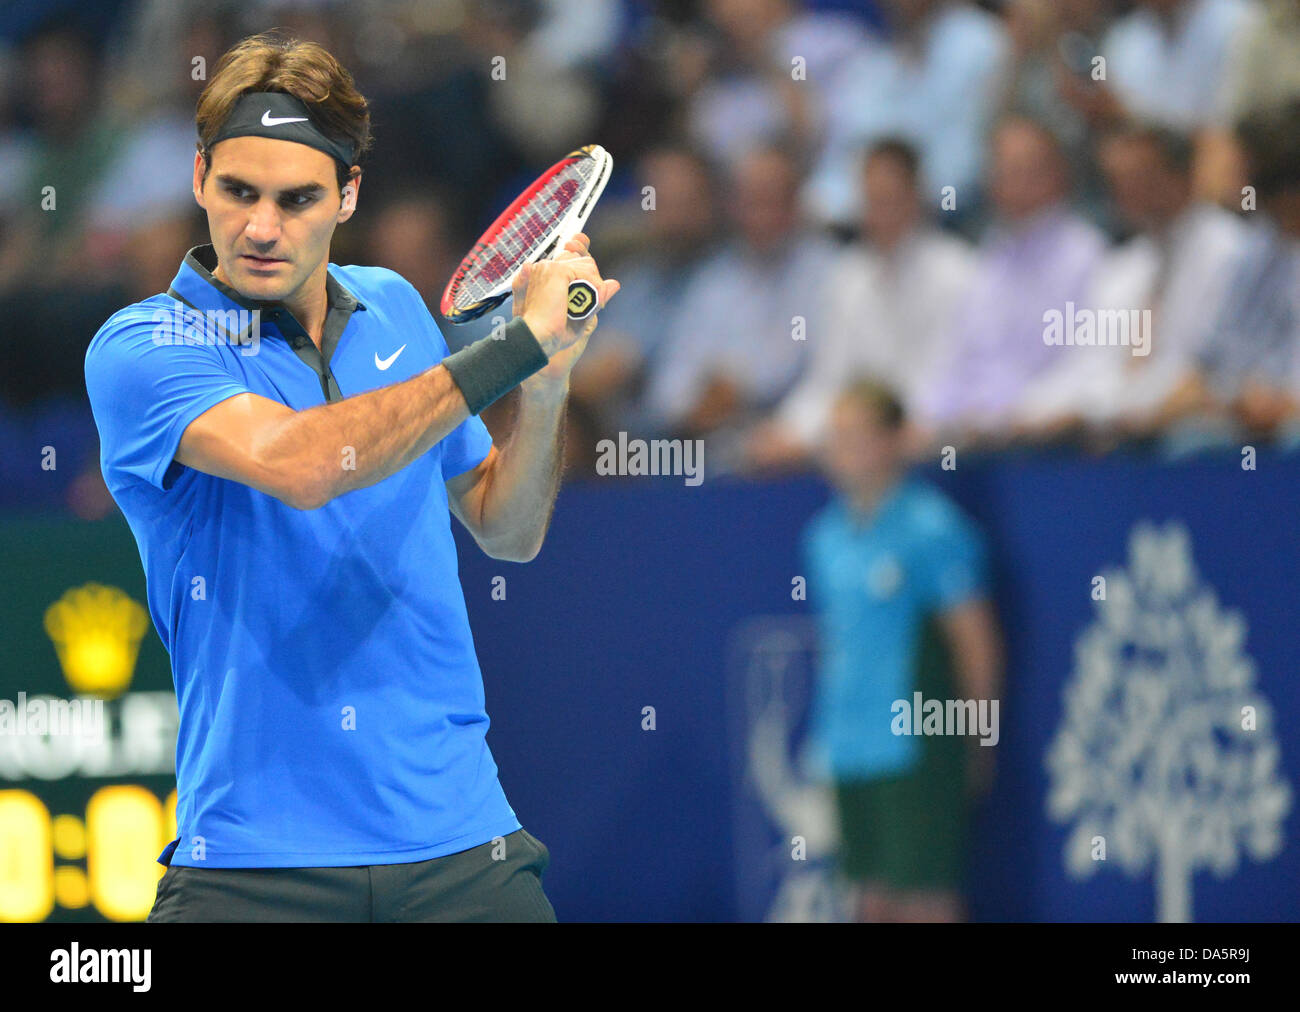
[
  {"xmin": 446, "ymin": 379, "xmax": 568, "ymax": 562},
  {"xmin": 938, "ymin": 597, "xmax": 1003, "ymax": 703},
  {"xmin": 176, "ymin": 364, "xmax": 472, "ymax": 510},
  {"xmin": 174, "ymin": 251, "xmax": 604, "ymax": 510},
  {"xmin": 446, "ymin": 239, "xmax": 620, "ymax": 561},
  {"xmin": 938, "ymin": 597, "xmax": 1004, "ymax": 797}
]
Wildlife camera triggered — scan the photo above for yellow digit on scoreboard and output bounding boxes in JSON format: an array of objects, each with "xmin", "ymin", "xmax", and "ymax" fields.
[
  {"xmin": 0, "ymin": 790, "xmax": 54, "ymax": 922},
  {"xmin": 86, "ymin": 785, "xmax": 165, "ymax": 922}
]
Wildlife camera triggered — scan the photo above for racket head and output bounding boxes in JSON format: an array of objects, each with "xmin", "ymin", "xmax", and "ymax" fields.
[{"xmin": 440, "ymin": 144, "xmax": 613, "ymax": 324}]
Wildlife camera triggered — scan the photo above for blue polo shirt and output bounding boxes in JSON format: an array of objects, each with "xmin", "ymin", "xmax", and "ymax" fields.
[
  {"xmin": 802, "ymin": 477, "xmax": 988, "ymax": 780},
  {"xmin": 84, "ymin": 245, "xmax": 522, "ymax": 868}
]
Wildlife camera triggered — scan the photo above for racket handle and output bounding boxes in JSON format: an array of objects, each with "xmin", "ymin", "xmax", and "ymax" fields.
[{"xmin": 566, "ymin": 280, "xmax": 599, "ymax": 321}]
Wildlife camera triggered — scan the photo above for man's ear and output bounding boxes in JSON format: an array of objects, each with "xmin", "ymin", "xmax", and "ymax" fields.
[
  {"xmin": 338, "ymin": 168, "xmax": 361, "ymax": 222},
  {"xmin": 193, "ymin": 151, "xmax": 208, "ymax": 210}
]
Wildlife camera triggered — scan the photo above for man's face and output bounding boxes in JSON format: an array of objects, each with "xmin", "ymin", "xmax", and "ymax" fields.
[
  {"xmin": 26, "ymin": 33, "xmax": 94, "ymax": 133},
  {"xmin": 193, "ymin": 136, "xmax": 356, "ymax": 302},
  {"xmin": 730, "ymin": 150, "xmax": 799, "ymax": 254},
  {"xmin": 821, "ymin": 397, "xmax": 901, "ymax": 494},
  {"xmin": 1101, "ymin": 136, "xmax": 1183, "ymax": 232},
  {"xmin": 862, "ymin": 153, "xmax": 918, "ymax": 245},
  {"xmin": 641, "ymin": 151, "xmax": 714, "ymax": 245},
  {"xmin": 989, "ymin": 121, "xmax": 1066, "ymax": 221},
  {"xmin": 367, "ymin": 198, "xmax": 450, "ymax": 298},
  {"xmin": 706, "ymin": 0, "xmax": 789, "ymax": 54}
]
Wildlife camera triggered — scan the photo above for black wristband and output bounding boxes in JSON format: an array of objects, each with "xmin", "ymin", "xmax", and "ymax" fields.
[{"xmin": 441, "ymin": 317, "xmax": 550, "ymax": 415}]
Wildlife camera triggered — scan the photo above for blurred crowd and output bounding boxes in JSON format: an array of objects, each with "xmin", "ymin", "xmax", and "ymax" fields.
[{"xmin": 2, "ymin": 0, "xmax": 1300, "ymax": 511}]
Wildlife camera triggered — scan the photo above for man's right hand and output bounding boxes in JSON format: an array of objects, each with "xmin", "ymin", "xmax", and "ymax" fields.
[{"xmin": 514, "ymin": 253, "xmax": 618, "ymax": 363}]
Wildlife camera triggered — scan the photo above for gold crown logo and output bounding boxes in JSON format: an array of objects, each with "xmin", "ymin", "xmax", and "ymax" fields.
[{"xmin": 43, "ymin": 583, "xmax": 149, "ymax": 698}]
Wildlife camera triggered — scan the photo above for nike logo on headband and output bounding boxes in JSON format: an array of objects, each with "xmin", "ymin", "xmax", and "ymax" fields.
[{"xmin": 262, "ymin": 111, "xmax": 308, "ymax": 126}]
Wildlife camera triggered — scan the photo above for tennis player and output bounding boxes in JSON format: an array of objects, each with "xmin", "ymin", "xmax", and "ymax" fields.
[{"xmin": 83, "ymin": 33, "xmax": 617, "ymax": 922}]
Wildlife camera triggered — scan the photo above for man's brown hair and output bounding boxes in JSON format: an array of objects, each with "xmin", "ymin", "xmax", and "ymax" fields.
[
  {"xmin": 863, "ymin": 136, "xmax": 920, "ymax": 184},
  {"xmin": 836, "ymin": 376, "xmax": 906, "ymax": 431},
  {"xmin": 195, "ymin": 33, "xmax": 372, "ymax": 190}
]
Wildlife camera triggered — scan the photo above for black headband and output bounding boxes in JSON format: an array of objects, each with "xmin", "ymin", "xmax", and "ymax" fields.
[{"xmin": 208, "ymin": 91, "xmax": 356, "ymax": 168}]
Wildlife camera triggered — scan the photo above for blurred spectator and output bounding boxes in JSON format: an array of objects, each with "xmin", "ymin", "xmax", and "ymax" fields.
[
  {"xmin": 747, "ymin": 137, "xmax": 976, "ymax": 470},
  {"xmin": 1086, "ymin": 0, "xmax": 1263, "ymax": 201},
  {"xmin": 0, "ymin": 17, "xmax": 211, "ymax": 417},
  {"xmin": 362, "ymin": 189, "xmax": 463, "ymax": 318},
  {"xmin": 1098, "ymin": 0, "xmax": 1261, "ymax": 131},
  {"xmin": 1181, "ymin": 100, "xmax": 1300, "ymax": 445},
  {"xmin": 569, "ymin": 144, "xmax": 719, "ymax": 433},
  {"xmin": 98, "ymin": 0, "xmax": 244, "ymax": 113},
  {"xmin": 802, "ymin": 377, "xmax": 1002, "ymax": 922},
  {"xmin": 1223, "ymin": 0, "xmax": 1300, "ymax": 121},
  {"xmin": 0, "ymin": 27, "xmax": 126, "ymax": 513},
  {"xmin": 589, "ymin": 12, "xmax": 688, "ymax": 162},
  {"xmin": 471, "ymin": 0, "xmax": 607, "ymax": 164},
  {"xmin": 1013, "ymin": 123, "xmax": 1250, "ymax": 444},
  {"xmin": 358, "ymin": 11, "xmax": 524, "ymax": 227},
  {"xmin": 803, "ymin": 0, "xmax": 1010, "ymax": 229},
  {"xmin": 523, "ymin": 0, "xmax": 624, "ymax": 73},
  {"xmin": 121, "ymin": 213, "xmax": 206, "ymax": 304},
  {"xmin": 681, "ymin": 0, "xmax": 868, "ymax": 173},
  {"xmin": 1200, "ymin": 0, "xmax": 1300, "ymax": 207},
  {"xmin": 641, "ymin": 141, "xmax": 837, "ymax": 465},
  {"xmin": 0, "ymin": 41, "xmax": 36, "ymax": 221},
  {"xmin": 919, "ymin": 114, "xmax": 1107, "ymax": 442},
  {"xmin": 999, "ymin": 0, "xmax": 1115, "ymax": 227},
  {"xmin": 80, "ymin": 12, "xmax": 225, "ymax": 268},
  {"xmin": 0, "ymin": 23, "xmax": 122, "ymax": 292}
]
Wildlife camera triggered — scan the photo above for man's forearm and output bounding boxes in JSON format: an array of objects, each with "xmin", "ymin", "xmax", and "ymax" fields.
[
  {"xmin": 469, "ymin": 376, "xmax": 569, "ymax": 559},
  {"xmin": 259, "ymin": 364, "xmax": 470, "ymax": 509},
  {"xmin": 941, "ymin": 600, "xmax": 1003, "ymax": 702}
]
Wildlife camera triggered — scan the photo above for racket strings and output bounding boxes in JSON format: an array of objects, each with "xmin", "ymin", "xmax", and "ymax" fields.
[{"xmin": 452, "ymin": 159, "xmax": 601, "ymax": 309}]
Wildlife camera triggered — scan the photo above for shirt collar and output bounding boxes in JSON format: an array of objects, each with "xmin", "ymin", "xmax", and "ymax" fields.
[
  {"xmin": 167, "ymin": 243, "xmax": 367, "ymax": 317},
  {"xmin": 836, "ymin": 476, "xmax": 912, "ymax": 532}
]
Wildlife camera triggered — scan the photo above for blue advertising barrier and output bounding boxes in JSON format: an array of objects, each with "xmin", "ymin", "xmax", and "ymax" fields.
[
  {"xmin": 2, "ymin": 449, "xmax": 1294, "ymax": 921},
  {"xmin": 457, "ymin": 450, "xmax": 1299, "ymax": 922}
]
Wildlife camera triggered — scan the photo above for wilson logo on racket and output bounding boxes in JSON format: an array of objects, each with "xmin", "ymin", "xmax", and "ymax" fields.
[
  {"xmin": 566, "ymin": 281, "xmax": 597, "ymax": 320},
  {"xmin": 441, "ymin": 144, "xmax": 613, "ymax": 324}
]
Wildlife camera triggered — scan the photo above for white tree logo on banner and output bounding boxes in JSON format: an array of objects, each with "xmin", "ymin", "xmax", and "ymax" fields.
[{"xmin": 1045, "ymin": 521, "xmax": 1291, "ymax": 922}]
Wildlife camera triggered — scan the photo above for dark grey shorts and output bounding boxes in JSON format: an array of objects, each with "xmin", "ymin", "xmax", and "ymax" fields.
[{"xmin": 146, "ymin": 829, "xmax": 556, "ymax": 923}]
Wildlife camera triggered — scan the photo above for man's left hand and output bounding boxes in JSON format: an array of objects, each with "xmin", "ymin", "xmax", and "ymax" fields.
[{"xmin": 515, "ymin": 233, "xmax": 620, "ymax": 390}]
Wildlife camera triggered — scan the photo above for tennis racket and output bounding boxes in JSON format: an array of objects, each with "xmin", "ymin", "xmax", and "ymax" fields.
[{"xmin": 441, "ymin": 143, "xmax": 613, "ymax": 325}]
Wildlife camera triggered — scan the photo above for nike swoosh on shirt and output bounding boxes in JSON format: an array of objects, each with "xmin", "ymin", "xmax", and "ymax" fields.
[
  {"xmin": 375, "ymin": 345, "xmax": 407, "ymax": 370},
  {"xmin": 262, "ymin": 111, "xmax": 309, "ymax": 126}
]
